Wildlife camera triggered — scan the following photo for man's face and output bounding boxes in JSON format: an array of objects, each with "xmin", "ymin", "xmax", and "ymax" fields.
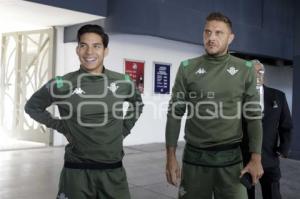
[
  {"xmin": 203, "ymin": 20, "xmax": 234, "ymax": 56},
  {"xmin": 76, "ymin": 32, "xmax": 108, "ymax": 74},
  {"xmin": 254, "ymin": 63, "xmax": 265, "ymax": 86}
]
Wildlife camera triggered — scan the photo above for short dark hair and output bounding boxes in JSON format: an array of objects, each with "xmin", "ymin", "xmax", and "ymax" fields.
[
  {"xmin": 77, "ymin": 24, "xmax": 109, "ymax": 48},
  {"xmin": 206, "ymin": 12, "xmax": 232, "ymax": 31}
]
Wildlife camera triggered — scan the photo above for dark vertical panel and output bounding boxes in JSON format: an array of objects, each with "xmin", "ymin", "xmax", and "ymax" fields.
[
  {"xmin": 214, "ymin": 0, "xmax": 262, "ymax": 27},
  {"xmin": 159, "ymin": 2, "xmax": 204, "ymax": 43},
  {"xmin": 290, "ymin": 0, "xmax": 300, "ymax": 159},
  {"xmin": 105, "ymin": 0, "xmax": 159, "ymax": 34}
]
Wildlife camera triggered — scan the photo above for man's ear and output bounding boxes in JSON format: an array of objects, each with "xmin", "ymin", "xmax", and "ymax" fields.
[
  {"xmin": 76, "ymin": 45, "xmax": 79, "ymax": 56},
  {"xmin": 228, "ymin": 33, "xmax": 235, "ymax": 45}
]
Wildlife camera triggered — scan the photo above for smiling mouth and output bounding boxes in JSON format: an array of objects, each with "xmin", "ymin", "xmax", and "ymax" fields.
[{"xmin": 84, "ymin": 57, "xmax": 97, "ymax": 63}]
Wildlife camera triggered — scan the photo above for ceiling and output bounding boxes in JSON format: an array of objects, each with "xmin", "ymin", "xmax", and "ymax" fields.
[{"xmin": 0, "ymin": 0, "xmax": 104, "ymax": 33}]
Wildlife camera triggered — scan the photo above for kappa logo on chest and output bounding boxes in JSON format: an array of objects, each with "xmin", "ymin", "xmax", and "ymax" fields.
[
  {"xmin": 71, "ymin": 87, "xmax": 86, "ymax": 95},
  {"xmin": 195, "ymin": 67, "xmax": 207, "ymax": 75}
]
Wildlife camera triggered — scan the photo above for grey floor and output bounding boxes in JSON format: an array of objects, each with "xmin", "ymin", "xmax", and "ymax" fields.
[{"xmin": 0, "ymin": 142, "xmax": 299, "ymax": 199}]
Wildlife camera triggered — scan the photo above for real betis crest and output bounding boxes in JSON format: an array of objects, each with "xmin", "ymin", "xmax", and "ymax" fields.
[
  {"xmin": 108, "ymin": 82, "xmax": 119, "ymax": 93},
  {"xmin": 227, "ymin": 66, "xmax": 239, "ymax": 76}
]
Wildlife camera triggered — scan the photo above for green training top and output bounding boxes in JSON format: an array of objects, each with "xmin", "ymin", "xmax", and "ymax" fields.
[
  {"xmin": 166, "ymin": 53, "xmax": 262, "ymax": 154},
  {"xmin": 25, "ymin": 67, "xmax": 144, "ymax": 163}
]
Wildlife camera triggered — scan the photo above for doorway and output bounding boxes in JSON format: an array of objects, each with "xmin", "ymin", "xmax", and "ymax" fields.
[{"xmin": 0, "ymin": 28, "xmax": 54, "ymax": 150}]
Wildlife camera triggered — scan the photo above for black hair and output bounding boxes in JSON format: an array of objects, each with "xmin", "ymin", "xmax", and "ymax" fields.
[
  {"xmin": 77, "ymin": 24, "xmax": 109, "ymax": 48},
  {"xmin": 206, "ymin": 12, "xmax": 233, "ymax": 31}
]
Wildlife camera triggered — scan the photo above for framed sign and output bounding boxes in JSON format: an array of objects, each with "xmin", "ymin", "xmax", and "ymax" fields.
[
  {"xmin": 153, "ymin": 62, "xmax": 171, "ymax": 94},
  {"xmin": 124, "ymin": 59, "xmax": 145, "ymax": 93}
]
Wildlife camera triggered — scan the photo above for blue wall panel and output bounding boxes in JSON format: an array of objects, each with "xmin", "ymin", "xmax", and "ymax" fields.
[{"xmin": 64, "ymin": 0, "xmax": 293, "ymax": 60}]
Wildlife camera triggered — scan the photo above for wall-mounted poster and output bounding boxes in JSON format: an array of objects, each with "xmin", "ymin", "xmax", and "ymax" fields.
[
  {"xmin": 153, "ymin": 62, "xmax": 171, "ymax": 94},
  {"xmin": 124, "ymin": 59, "xmax": 145, "ymax": 93}
]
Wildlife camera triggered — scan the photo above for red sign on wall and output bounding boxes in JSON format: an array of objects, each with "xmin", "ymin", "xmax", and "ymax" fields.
[{"xmin": 124, "ymin": 59, "xmax": 145, "ymax": 93}]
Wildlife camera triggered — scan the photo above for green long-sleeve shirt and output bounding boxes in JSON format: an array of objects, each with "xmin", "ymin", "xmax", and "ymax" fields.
[
  {"xmin": 25, "ymin": 67, "xmax": 144, "ymax": 163},
  {"xmin": 166, "ymin": 53, "xmax": 262, "ymax": 153}
]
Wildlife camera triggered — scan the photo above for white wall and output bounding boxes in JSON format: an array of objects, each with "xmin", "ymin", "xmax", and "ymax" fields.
[
  {"xmin": 53, "ymin": 33, "xmax": 293, "ymax": 146},
  {"xmin": 0, "ymin": 33, "xmax": 2, "ymax": 62},
  {"xmin": 0, "ymin": 33, "xmax": 2, "ymax": 129}
]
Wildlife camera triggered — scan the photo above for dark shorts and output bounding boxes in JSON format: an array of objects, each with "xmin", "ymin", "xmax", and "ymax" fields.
[
  {"xmin": 179, "ymin": 143, "xmax": 247, "ymax": 199},
  {"xmin": 57, "ymin": 165, "xmax": 130, "ymax": 199}
]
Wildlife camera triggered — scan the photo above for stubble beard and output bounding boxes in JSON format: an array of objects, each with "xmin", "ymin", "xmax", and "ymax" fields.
[{"xmin": 205, "ymin": 45, "xmax": 228, "ymax": 57}]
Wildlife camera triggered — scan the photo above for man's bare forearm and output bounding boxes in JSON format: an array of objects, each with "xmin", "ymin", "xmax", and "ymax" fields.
[
  {"xmin": 166, "ymin": 146, "xmax": 177, "ymax": 160},
  {"xmin": 250, "ymin": 152, "xmax": 261, "ymax": 162}
]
